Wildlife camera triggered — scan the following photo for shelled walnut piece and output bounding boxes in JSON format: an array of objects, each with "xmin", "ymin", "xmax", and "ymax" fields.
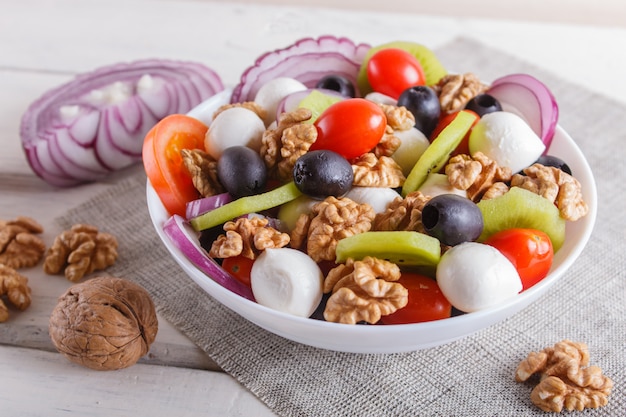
[
  {"xmin": 372, "ymin": 191, "xmax": 431, "ymax": 233},
  {"xmin": 433, "ymin": 72, "xmax": 488, "ymax": 114},
  {"xmin": 44, "ymin": 224, "xmax": 118, "ymax": 282},
  {"xmin": 511, "ymin": 163, "xmax": 589, "ymax": 221},
  {"xmin": 291, "ymin": 196, "xmax": 375, "ymax": 262},
  {"xmin": 515, "ymin": 340, "xmax": 613, "ymax": 412},
  {"xmin": 351, "ymin": 153, "xmax": 405, "ymax": 188},
  {"xmin": 209, "ymin": 216, "xmax": 290, "ymax": 260},
  {"xmin": 323, "ymin": 256, "xmax": 408, "ymax": 324},
  {"xmin": 0, "ymin": 264, "xmax": 32, "ymax": 322},
  {"xmin": 260, "ymin": 107, "xmax": 317, "ymax": 181},
  {"xmin": 0, "ymin": 216, "xmax": 46, "ymax": 269},
  {"xmin": 445, "ymin": 152, "xmax": 512, "ymax": 202},
  {"xmin": 49, "ymin": 276, "xmax": 158, "ymax": 371},
  {"xmin": 181, "ymin": 148, "xmax": 224, "ymax": 197},
  {"xmin": 212, "ymin": 101, "xmax": 267, "ymax": 121}
]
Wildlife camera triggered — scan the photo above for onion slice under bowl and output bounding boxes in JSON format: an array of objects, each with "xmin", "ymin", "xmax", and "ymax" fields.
[
  {"xmin": 20, "ymin": 59, "xmax": 224, "ymax": 187},
  {"xmin": 231, "ymin": 35, "xmax": 371, "ymax": 103},
  {"xmin": 487, "ymin": 73, "xmax": 559, "ymax": 151},
  {"xmin": 162, "ymin": 214, "xmax": 255, "ymax": 301}
]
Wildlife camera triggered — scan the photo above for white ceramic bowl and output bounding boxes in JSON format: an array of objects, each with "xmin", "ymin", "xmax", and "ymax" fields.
[{"xmin": 146, "ymin": 124, "xmax": 596, "ymax": 353}]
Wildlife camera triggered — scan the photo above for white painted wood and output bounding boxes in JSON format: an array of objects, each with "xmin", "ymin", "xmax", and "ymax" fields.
[
  {"xmin": 1, "ymin": 0, "xmax": 625, "ymax": 415},
  {"xmin": 0, "ymin": 346, "xmax": 274, "ymax": 417}
]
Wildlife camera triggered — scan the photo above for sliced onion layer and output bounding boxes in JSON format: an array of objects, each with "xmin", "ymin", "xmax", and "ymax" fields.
[
  {"xmin": 186, "ymin": 192, "xmax": 234, "ymax": 220},
  {"xmin": 231, "ymin": 36, "xmax": 371, "ymax": 103},
  {"xmin": 487, "ymin": 73, "xmax": 559, "ymax": 151},
  {"xmin": 21, "ymin": 59, "xmax": 224, "ymax": 187},
  {"xmin": 163, "ymin": 214, "xmax": 255, "ymax": 301}
]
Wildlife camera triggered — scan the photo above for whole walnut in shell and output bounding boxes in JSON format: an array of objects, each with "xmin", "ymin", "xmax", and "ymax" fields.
[{"xmin": 49, "ymin": 276, "xmax": 158, "ymax": 370}]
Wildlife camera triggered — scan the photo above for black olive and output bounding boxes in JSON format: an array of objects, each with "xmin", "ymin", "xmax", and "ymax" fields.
[
  {"xmin": 397, "ymin": 85, "xmax": 441, "ymax": 137},
  {"xmin": 422, "ymin": 194, "xmax": 484, "ymax": 246},
  {"xmin": 315, "ymin": 75, "xmax": 356, "ymax": 98},
  {"xmin": 293, "ymin": 150, "xmax": 353, "ymax": 199},
  {"xmin": 464, "ymin": 93, "xmax": 503, "ymax": 117},
  {"xmin": 217, "ymin": 146, "xmax": 267, "ymax": 199}
]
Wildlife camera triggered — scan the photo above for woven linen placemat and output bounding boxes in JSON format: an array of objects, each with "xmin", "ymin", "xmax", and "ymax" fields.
[{"xmin": 57, "ymin": 38, "xmax": 625, "ymax": 416}]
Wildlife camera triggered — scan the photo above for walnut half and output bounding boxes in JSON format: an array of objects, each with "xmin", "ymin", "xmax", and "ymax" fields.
[
  {"xmin": 290, "ymin": 196, "xmax": 375, "ymax": 262},
  {"xmin": 44, "ymin": 224, "xmax": 118, "ymax": 282},
  {"xmin": 0, "ymin": 264, "xmax": 32, "ymax": 322},
  {"xmin": 0, "ymin": 216, "xmax": 46, "ymax": 269},
  {"xmin": 49, "ymin": 276, "xmax": 158, "ymax": 371},
  {"xmin": 515, "ymin": 340, "xmax": 613, "ymax": 412},
  {"xmin": 323, "ymin": 256, "xmax": 408, "ymax": 324}
]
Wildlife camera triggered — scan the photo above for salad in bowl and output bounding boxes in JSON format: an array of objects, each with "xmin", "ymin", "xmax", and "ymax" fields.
[{"xmin": 144, "ymin": 36, "xmax": 596, "ymax": 353}]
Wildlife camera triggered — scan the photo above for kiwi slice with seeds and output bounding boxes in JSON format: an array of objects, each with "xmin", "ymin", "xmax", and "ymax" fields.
[
  {"xmin": 335, "ymin": 230, "xmax": 441, "ymax": 267},
  {"xmin": 477, "ymin": 186, "xmax": 566, "ymax": 252},
  {"xmin": 297, "ymin": 90, "xmax": 342, "ymax": 124},
  {"xmin": 402, "ymin": 111, "xmax": 476, "ymax": 197}
]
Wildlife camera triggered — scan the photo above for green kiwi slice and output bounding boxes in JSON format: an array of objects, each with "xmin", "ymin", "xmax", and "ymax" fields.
[
  {"xmin": 297, "ymin": 90, "xmax": 342, "ymax": 123},
  {"xmin": 190, "ymin": 181, "xmax": 302, "ymax": 231},
  {"xmin": 477, "ymin": 186, "xmax": 566, "ymax": 251},
  {"xmin": 357, "ymin": 41, "xmax": 448, "ymax": 96},
  {"xmin": 401, "ymin": 111, "xmax": 476, "ymax": 196},
  {"xmin": 335, "ymin": 230, "xmax": 441, "ymax": 267}
]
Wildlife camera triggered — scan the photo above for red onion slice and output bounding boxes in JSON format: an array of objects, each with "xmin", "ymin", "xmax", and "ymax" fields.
[
  {"xmin": 186, "ymin": 192, "xmax": 234, "ymax": 220},
  {"xmin": 231, "ymin": 36, "xmax": 370, "ymax": 103},
  {"xmin": 487, "ymin": 73, "xmax": 559, "ymax": 151},
  {"xmin": 20, "ymin": 59, "xmax": 224, "ymax": 187},
  {"xmin": 162, "ymin": 214, "xmax": 255, "ymax": 301}
]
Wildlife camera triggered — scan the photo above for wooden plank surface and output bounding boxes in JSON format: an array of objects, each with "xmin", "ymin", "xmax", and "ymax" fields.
[{"xmin": 0, "ymin": 346, "xmax": 274, "ymax": 417}]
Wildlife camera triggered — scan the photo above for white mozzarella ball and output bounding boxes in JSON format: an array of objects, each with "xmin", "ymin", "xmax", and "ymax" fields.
[
  {"xmin": 254, "ymin": 77, "xmax": 307, "ymax": 126},
  {"xmin": 468, "ymin": 111, "xmax": 546, "ymax": 173},
  {"xmin": 204, "ymin": 107, "xmax": 265, "ymax": 160},
  {"xmin": 391, "ymin": 127, "xmax": 430, "ymax": 176},
  {"xmin": 344, "ymin": 186, "xmax": 400, "ymax": 213},
  {"xmin": 251, "ymin": 248, "xmax": 323, "ymax": 317},
  {"xmin": 364, "ymin": 91, "xmax": 397, "ymax": 105},
  {"xmin": 436, "ymin": 242, "xmax": 522, "ymax": 313},
  {"xmin": 418, "ymin": 173, "xmax": 467, "ymax": 199}
]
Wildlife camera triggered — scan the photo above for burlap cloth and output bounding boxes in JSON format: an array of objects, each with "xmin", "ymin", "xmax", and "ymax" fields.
[{"xmin": 57, "ymin": 38, "xmax": 625, "ymax": 416}]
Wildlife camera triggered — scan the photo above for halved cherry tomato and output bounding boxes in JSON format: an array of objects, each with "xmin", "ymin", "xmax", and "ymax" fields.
[
  {"xmin": 366, "ymin": 48, "xmax": 426, "ymax": 99},
  {"xmin": 222, "ymin": 255, "xmax": 254, "ymax": 287},
  {"xmin": 380, "ymin": 272, "xmax": 451, "ymax": 324},
  {"xmin": 484, "ymin": 228, "xmax": 554, "ymax": 291},
  {"xmin": 143, "ymin": 114, "xmax": 208, "ymax": 217},
  {"xmin": 310, "ymin": 98, "xmax": 386, "ymax": 160}
]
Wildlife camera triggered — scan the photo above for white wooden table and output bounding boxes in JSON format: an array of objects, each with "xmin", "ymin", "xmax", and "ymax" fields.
[{"xmin": 1, "ymin": 1, "xmax": 625, "ymax": 415}]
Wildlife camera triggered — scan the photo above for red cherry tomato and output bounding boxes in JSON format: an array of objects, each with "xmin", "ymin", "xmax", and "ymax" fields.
[
  {"xmin": 430, "ymin": 110, "xmax": 479, "ymax": 156},
  {"xmin": 311, "ymin": 98, "xmax": 386, "ymax": 159},
  {"xmin": 484, "ymin": 228, "xmax": 554, "ymax": 291},
  {"xmin": 221, "ymin": 255, "xmax": 255, "ymax": 287},
  {"xmin": 380, "ymin": 273, "xmax": 452, "ymax": 324},
  {"xmin": 366, "ymin": 48, "xmax": 426, "ymax": 99}
]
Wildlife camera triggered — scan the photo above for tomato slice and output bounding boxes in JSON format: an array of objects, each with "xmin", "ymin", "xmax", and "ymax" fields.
[
  {"xmin": 484, "ymin": 228, "xmax": 554, "ymax": 291},
  {"xmin": 221, "ymin": 255, "xmax": 254, "ymax": 287},
  {"xmin": 143, "ymin": 114, "xmax": 208, "ymax": 217},
  {"xmin": 380, "ymin": 272, "xmax": 452, "ymax": 324}
]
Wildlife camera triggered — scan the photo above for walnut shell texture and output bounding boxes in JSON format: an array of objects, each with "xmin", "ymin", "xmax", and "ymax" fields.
[{"xmin": 49, "ymin": 276, "xmax": 158, "ymax": 371}]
